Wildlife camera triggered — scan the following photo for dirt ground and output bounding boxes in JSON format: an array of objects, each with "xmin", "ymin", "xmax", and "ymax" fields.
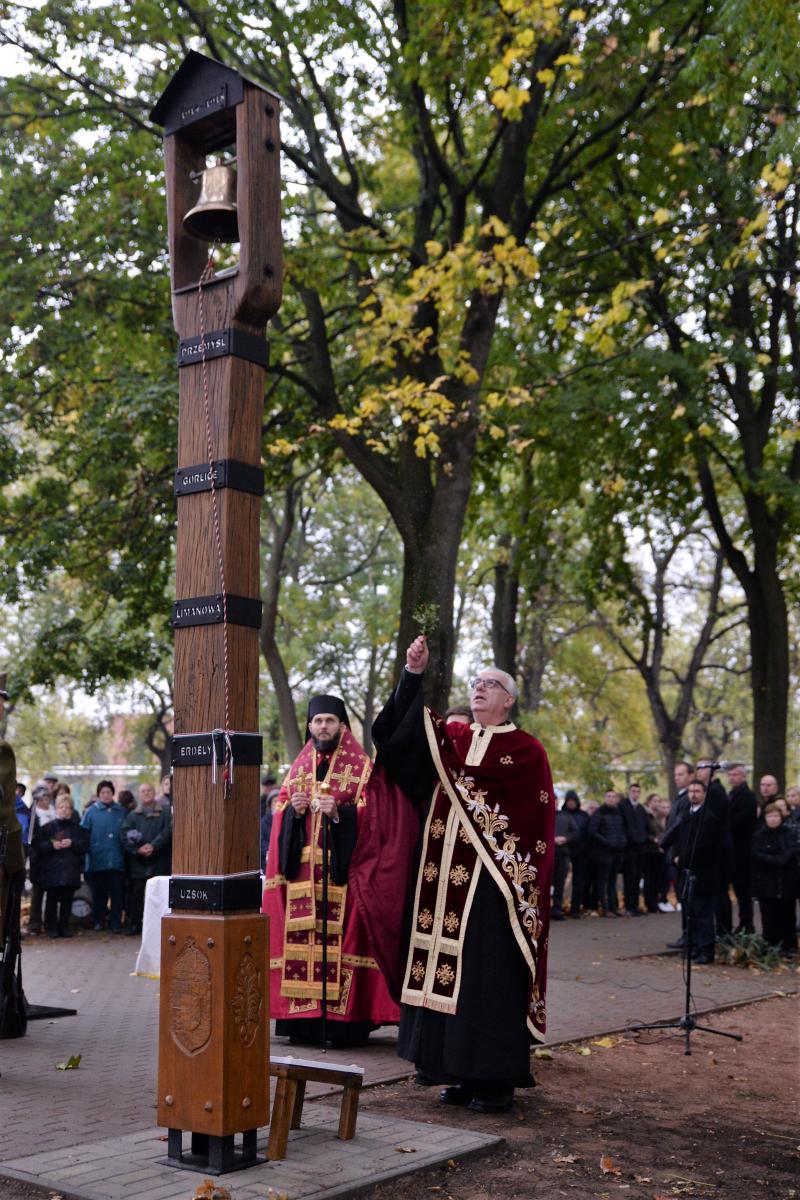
[
  {"xmin": 357, "ymin": 992, "xmax": 799, "ymax": 1200},
  {"xmin": 1, "ymin": 993, "xmax": 797, "ymax": 1200}
]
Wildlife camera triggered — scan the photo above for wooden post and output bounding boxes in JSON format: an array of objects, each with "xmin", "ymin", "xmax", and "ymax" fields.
[{"xmin": 150, "ymin": 51, "xmax": 281, "ymax": 1174}]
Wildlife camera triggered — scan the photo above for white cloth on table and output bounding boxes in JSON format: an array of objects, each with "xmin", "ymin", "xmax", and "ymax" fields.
[{"xmin": 133, "ymin": 875, "xmax": 170, "ymax": 978}]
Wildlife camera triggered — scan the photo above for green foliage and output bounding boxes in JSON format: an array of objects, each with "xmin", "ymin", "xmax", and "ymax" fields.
[
  {"xmin": 8, "ymin": 693, "xmax": 105, "ymax": 784},
  {"xmin": 716, "ymin": 931, "xmax": 785, "ymax": 970},
  {"xmin": 0, "ymin": 0, "xmax": 797, "ymax": 783},
  {"xmin": 412, "ymin": 604, "xmax": 440, "ymax": 637}
]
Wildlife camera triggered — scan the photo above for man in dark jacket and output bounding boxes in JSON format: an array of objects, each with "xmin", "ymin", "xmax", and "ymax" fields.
[
  {"xmin": 589, "ymin": 790, "xmax": 628, "ymax": 917},
  {"xmin": 695, "ymin": 763, "xmax": 734, "ymax": 936},
  {"xmin": 726, "ymin": 764, "xmax": 758, "ymax": 934},
  {"xmin": 619, "ymin": 782, "xmax": 648, "ymax": 916},
  {"xmin": 661, "ymin": 778, "xmax": 722, "ymax": 963},
  {"xmin": 119, "ymin": 783, "xmax": 172, "ymax": 935},
  {"xmin": 551, "ymin": 803, "xmax": 578, "ymax": 920},
  {"xmin": 563, "ymin": 791, "xmax": 590, "ymax": 918}
]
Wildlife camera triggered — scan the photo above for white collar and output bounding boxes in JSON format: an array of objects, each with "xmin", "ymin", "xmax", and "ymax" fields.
[{"xmin": 469, "ymin": 721, "xmax": 516, "ymax": 734}]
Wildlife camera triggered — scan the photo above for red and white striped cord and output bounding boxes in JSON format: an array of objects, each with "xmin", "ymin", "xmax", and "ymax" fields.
[{"xmin": 197, "ymin": 248, "xmax": 232, "ymax": 793}]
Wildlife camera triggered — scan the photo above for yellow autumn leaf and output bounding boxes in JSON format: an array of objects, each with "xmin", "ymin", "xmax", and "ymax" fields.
[
  {"xmin": 697, "ymin": 422, "xmax": 713, "ymax": 437},
  {"xmin": 672, "ymin": 403, "xmax": 686, "ymax": 419},
  {"xmin": 761, "ymin": 159, "xmax": 792, "ymax": 193},
  {"xmin": 647, "ymin": 28, "xmax": 661, "ymax": 52},
  {"xmin": 489, "ymin": 424, "xmax": 505, "ymax": 440},
  {"xmin": 669, "ymin": 142, "xmax": 687, "ymax": 156},
  {"xmin": 489, "ymin": 63, "xmax": 510, "ymax": 89},
  {"xmin": 756, "ymin": 352, "xmax": 771, "ymax": 365},
  {"xmin": 591, "ymin": 1036, "xmax": 618, "ymax": 1048},
  {"xmin": 568, "ymin": 7, "xmax": 586, "ymax": 20},
  {"xmin": 537, "ymin": 68, "xmax": 556, "ymax": 86},
  {"xmin": 742, "ymin": 209, "xmax": 769, "ymax": 237},
  {"xmin": 653, "ymin": 208, "xmax": 672, "ymax": 225},
  {"xmin": 554, "ymin": 52, "xmax": 582, "ymax": 67}
]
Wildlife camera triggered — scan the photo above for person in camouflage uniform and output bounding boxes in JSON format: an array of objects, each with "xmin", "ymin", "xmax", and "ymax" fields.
[
  {"xmin": 1, "ymin": 673, "xmax": 27, "ymax": 1041},
  {"xmin": 0, "ymin": 674, "xmax": 25, "ymax": 930}
]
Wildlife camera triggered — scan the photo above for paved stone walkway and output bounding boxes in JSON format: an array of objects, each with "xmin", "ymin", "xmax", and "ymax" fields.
[
  {"xmin": 0, "ymin": 1104, "xmax": 501, "ymax": 1200},
  {"xmin": 1, "ymin": 911, "xmax": 794, "ymax": 1196}
]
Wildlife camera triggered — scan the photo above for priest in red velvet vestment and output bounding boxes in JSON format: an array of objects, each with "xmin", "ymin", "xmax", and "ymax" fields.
[
  {"xmin": 262, "ymin": 694, "xmax": 399, "ymax": 1048},
  {"xmin": 350, "ymin": 639, "xmax": 555, "ymax": 1113}
]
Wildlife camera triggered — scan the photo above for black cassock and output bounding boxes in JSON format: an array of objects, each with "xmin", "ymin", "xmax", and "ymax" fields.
[{"xmin": 373, "ymin": 671, "xmax": 534, "ymax": 1088}]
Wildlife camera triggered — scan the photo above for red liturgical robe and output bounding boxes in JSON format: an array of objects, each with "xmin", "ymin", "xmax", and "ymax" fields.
[
  {"xmin": 262, "ymin": 728, "xmax": 399, "ymax": 1026},
  {"xmin": 407, "ymin": 711, "xmax": 555, "ymax": 1039},
  {"xmin": 353, "ymin": 689, "xmax": 556, "ymax": 1047}
]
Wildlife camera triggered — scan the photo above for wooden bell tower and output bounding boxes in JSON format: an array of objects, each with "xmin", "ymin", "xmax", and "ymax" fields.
[{"xmin": 150, "ymin": 51, "xmax": 281, "ymax": 1173}]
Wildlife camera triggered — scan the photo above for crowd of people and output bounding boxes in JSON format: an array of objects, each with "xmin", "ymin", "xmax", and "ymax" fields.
[
  {"xmin": 12, "ymin": 755, "xmax": 799, "ymax": 961},
  {"xmin": 549, "ymin": 763, "xmax": 800, "ymax": 960},
  {"xmin": 3, "ymin": 655, "xmax": 799, "ymax": 1117},
  {"xmin": 13, "ymin": 772, "xmax": 172, "ymax": 938}
]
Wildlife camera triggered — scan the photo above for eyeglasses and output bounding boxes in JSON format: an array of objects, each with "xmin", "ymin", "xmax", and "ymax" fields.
[{"xmin": 468, "ymin": 675, "xmax": 511, "ymax": 695}]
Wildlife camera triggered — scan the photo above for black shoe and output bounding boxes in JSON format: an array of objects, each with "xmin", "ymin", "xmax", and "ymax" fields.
[
  {"xmin": 551, "ymin": 910, "xmax": 566, "ymax": 921},
  {"xmin": 93, "ymin": 923, "xmax": 104, "ymax": 932},
  {"xmin": 666, "ymin": 940, "xmax": 686, "ymax": 950},
  {"xmin": 440, "ymin": 1085, "xmax": 474, "ymax": 1107},
  {"xmin": 415, "ymin": 1070, "xmax": 439, "ymax": 1086},
  {"xmin": 58, "ymin": 930, "xmax": 73, "ymax": 938},
  {"xmin": 46, "ymin": 930, "xmax": 59, "ymax": 939},
  {"xmin": 570, "ymin": 911, "xmax": 581, "ymax": 919},
  {"xmin": 693, "ymin": 953, "xmax": 714, "ymax": 964},
  {"xmin": 468, "ymin": 1088, "xmax": 514, "ymax": 1114}
]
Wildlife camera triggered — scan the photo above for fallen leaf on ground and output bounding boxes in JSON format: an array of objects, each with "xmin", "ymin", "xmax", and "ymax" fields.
[
  {"xmin": 634, "ymin": 1176, "xmax": 652, "ymax": 1183},
  {"xmin": 578, "ymin": 1046, "xmax": 591, "ymax": 1056},
  {"xmin": 592, "ymin": 1036, "xmax": 619, "ymax": 1048},
  {"xmin": 553, "ymin": 1153, "xmax": 578, "ymax": 1164},
  {"xmin": 533, "ymin": 1047, "xmax": 553, "ymax": 1059},
  {"xmin": 395, "ymin": 1146, "xmax": 417, "ymax": 1153},
  {"xmin": 192, "ymin": 1181, "xmax": 231, "ymax": 1200},
  {"xmin": 600, "ymin": 1154, "xmax": 622, "ymax": 1176},
  {"xmin": 55, "ymin": 1054, "xmax": 81, "ymax": 1071}
]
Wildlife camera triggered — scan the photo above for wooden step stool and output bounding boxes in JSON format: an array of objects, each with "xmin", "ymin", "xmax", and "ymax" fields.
[{"xmin": 267, "ymin": 1055, "xmax": 365, "ymax": 1161}]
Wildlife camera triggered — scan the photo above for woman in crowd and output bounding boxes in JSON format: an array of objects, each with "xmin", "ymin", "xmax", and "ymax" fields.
[
  {"xmin": 25, "ymin": 783, "xmax": 57, "ymax": 935},
  {"xmin": 33, "ymin": 794, "xmax": 89, "ymax": 938},
  {"xmin": 751, "ymin": 803, "xmax": 798, "ymax": 955}
]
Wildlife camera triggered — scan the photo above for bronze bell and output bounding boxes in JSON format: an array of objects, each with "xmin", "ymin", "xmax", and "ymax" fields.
[{"xmin": 183, "ymin": 164, "xmax": 239, "ymax": 242}]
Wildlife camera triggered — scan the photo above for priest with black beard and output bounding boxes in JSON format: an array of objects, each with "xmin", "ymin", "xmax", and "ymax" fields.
[{"xmin": 261, "ymin": 695, "xmax": 399, "ymax": 1047}]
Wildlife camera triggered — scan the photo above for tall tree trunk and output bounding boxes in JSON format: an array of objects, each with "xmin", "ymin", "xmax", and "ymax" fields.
[
  {"xmin": 491, "ymin": 540, "xmax": 519, "ymax": 676},
  {"xmin": 697, "ymin": 460, "xmax": 789, "ymax": 788},
  {"xmin": 390, "ymin": 447, "xmax": 476, "ymax": 710},
  {"xmin": 746, "ymin": 547, "xmax": 789, "ymax": 788}
]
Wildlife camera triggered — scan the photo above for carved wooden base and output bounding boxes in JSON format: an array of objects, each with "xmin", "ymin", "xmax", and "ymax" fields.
[{"xmin": 157, "ymin": 912, "xmax": 269, "ymax": 1151}]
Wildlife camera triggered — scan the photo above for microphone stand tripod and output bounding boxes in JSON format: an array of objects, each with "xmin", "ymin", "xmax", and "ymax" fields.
[{"xmin": 630, "ymin": 869, "xmax": 743, "ymax": 1055}]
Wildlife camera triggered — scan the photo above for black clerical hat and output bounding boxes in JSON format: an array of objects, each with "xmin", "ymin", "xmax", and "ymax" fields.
[{"xmin": 307, "ymin": 694, "xmax": 349, "ymax": 727}]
